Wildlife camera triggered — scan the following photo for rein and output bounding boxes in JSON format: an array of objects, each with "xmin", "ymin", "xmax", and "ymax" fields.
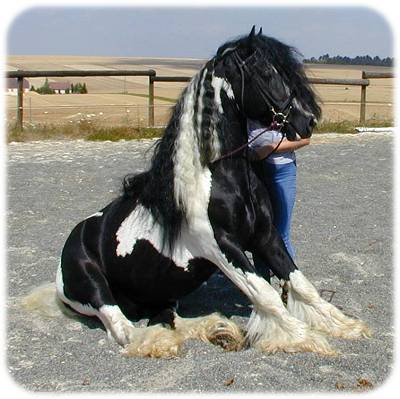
[{"xmin": 211, "ymin": 121, "xmax": 284, "ymax": 163}]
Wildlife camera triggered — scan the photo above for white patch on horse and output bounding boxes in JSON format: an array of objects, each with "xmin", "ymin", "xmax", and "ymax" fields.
[
  {"xmin": 97, "ymin": 304, "xmax": 137, "ymax": 345},
  {"xmin": 173, "ymin": 75, "xmax": 208, "ymax": 220},
  {"xmin": 292, "ymin": 97, "xmax": 315, "ymax": 119},
  {"xmin": 209, "ymin": 125, "xmax": 222, "ymax": 162},
  {"xmin": 220, "ymin": 46, "xmax": 237, "ymax": 57},
  {"xmin": 270, "ymin": 64, "xmax": 279, "ymax": 74},
  {"xmin": 117, "ymin": 72, "xmax": 222, "ymax": 270},
  {"xmin": 86, "ymin": 211, "xmax": 103, "ymax": 219},
  {"xmin": 115, "ymin": 204, "xmax": 193, "ymax": 271},
  {"xmin": 211, "ymin": 74, "xmax": 235, "ymax": 113},
  {"xmin": 196, "ymin": 67, "xmax": 207, "ymax": 134}
]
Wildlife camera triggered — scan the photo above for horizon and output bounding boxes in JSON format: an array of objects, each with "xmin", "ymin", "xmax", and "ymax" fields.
[{"xmin": 7, "ymin": 53, "xmax": 394, "ymax": 60}]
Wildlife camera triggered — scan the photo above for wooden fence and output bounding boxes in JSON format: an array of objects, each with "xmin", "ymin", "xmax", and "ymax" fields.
[{"xmin": 6, "ymin": 69, "xmax": 394, "ymax": 130}]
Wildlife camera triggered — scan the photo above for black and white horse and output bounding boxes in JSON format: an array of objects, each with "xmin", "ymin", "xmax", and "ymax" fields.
[{"xmin": 56, "ymin": 28, "xmax": 370, "ymax": 357}]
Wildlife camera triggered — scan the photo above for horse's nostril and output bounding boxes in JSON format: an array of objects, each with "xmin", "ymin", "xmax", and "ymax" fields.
[{"xmin": 309, "ymin": 118, "xmax": 316, "ymax": 128}]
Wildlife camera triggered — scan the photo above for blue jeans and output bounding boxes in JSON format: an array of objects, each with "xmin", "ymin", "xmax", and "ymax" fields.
[{"xmin": 254, "ymin": 160, "xmax": 297, "ymax": 280}]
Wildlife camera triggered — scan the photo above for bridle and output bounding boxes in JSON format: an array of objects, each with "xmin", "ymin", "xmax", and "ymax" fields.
[{"xmin": 211, "ymin": 49, "xmax": 295, "ymax": 163}]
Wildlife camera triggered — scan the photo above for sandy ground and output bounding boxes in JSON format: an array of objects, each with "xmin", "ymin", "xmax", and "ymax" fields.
[
  {"xmin": 6, "ymin": 55, "xmax": 394, "ymax": 125},
  {"xmin": 6, "ymin": 132, "xmax": 393, "ymax": 393}
]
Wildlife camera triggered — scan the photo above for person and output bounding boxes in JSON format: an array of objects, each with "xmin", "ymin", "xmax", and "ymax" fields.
[{"xmin": 247, "ymin": 118, "xmax": 311, "ymax": 282}]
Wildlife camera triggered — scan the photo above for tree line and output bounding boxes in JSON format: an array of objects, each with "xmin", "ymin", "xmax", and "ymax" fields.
[
  {"xmin": 30, "ymin": 78, "xmax": 88, "ymax": 94},
  {"xmin": 303, "ymin": 54, "xmax": 393, "ymax": 67}
]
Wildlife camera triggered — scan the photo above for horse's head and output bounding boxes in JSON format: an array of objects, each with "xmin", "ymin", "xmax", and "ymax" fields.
[{"xmin": 214, "ymin": 26, "xmax": 320, "ymax": 140}]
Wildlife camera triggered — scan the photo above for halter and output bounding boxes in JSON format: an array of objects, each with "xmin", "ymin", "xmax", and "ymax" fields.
[{"xmin": 211, "ymin": 50, "xmax": 295, "ymax": 163}]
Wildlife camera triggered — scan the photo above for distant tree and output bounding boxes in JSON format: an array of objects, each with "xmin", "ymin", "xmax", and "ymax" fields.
[
  {"xmin": 303, "ymin": 54, "xmax": 393, "ymax": 66},
  {"xmin": 69, "ymin": 81, "xmax": 88, "ymax": 94},
  {"xmin": 318, "ymin": 54, "xmax": 330, "ymax": 63},
  {"xmin": 36, "ymin": 78, "xmax": 55, "ymax": 94}
]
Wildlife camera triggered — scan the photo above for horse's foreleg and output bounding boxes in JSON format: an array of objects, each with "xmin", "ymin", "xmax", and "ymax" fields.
[
  {"xmin": 213, "ymin": 231, "xmax": 335, "ymax": 355},
  {"xmin": 286, "ymin": 270, "xmax": 372, "ymax": 339},
  {"xmin": 253, "ymin": 233, "xmax": 372, "ymax": 340}
]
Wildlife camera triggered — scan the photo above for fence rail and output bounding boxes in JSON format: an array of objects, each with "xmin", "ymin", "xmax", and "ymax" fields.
[
  {"xmin": 362, "ymin": 71, "xmax": 394, "ymax": 79},
  {"xmin": 6, "ymin": 69, "xmax": 394, "ymax": 130},
  {"xmin": 6, "ymin": 70, "xmax": 156, "ymax": 130}
]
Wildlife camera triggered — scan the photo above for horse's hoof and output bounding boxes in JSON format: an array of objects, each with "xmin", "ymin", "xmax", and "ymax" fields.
[
  {"xmin": 207, "ymin": 322, "xmax": 245, "ymax": 351},
  {"xmin": 208, "ymin": 331, "xmax": 243, "ymax": 351}
]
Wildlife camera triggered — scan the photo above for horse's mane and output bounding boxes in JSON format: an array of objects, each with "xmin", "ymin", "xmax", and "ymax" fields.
[
  {"xmin": 122, "ymin": 64, "xmax": 221, "ymax": 250},
  {"xmin": 122, "ymin": 95, "xmax": 185, "ymax": 250},
  {"xmin": 217, "ymin": 34, "xmax": 321, "ymax": 119},
  {"xmin": 122, "ymin": 32, "xmax": 319, "ymax": 250}
]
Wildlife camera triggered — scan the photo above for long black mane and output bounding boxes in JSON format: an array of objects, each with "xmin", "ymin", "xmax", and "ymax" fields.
[
  {"xmin": 122, "ymin": 31, "xmax": 320, "ymax": 250},
  {"xmin": 217, "ymin": 34, "xmax": 321, "ymax": 119},
  {"xmin": 122, "ymin": 94, "xmax": 185, "ymax": 250},
  {"xmin": 123, "ymin": 65, "xmax": 221, "ymax": 250}
]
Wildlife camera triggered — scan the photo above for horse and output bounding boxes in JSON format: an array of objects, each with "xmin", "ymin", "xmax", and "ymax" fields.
[{"xmin": 56, "ymin": 27, "xmax": 371, "ymax": 358}]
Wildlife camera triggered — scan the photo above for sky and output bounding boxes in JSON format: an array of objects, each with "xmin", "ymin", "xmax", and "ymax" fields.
[{"xmin": 6, "ymin": 6, "xmax": 394, "ymax": 59}]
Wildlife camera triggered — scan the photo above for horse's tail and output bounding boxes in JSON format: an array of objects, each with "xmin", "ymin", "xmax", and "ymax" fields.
[{"xmin": 19, "ymin": 282, "xmax": 74, "ymax": 319}]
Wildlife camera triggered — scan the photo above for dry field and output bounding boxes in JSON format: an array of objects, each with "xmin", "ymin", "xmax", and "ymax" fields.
[{"xmin": 6, "ymin": 55, "xmax": 394, "ymax": 127}]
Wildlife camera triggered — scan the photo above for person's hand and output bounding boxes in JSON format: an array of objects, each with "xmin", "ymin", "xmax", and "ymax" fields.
[{"xmin": 300, "ymin": 138, "xmax": 311, "ymax": 145}]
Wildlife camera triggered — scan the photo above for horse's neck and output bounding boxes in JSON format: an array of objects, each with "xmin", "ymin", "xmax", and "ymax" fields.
[
  {"xmin": 171, "ymin": 70, "xmax": 251, "ymax": 217},
  {"xmin": 218, "ymin": 100, "xmax": 248, "ymax": 159}
]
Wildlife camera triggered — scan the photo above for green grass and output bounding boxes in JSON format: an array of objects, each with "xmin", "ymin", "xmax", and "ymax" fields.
[
  {"xmin": 6, "ymin": 118, "xmax": 393, "ymax": 143},
  {"xmin": 314, "ymin": 119, "xmax": 393, "ymax": 134},
  {"xmin": 7, "ymin": 122, "xmax": 164, "ymax": 143},
  {"xmin": 86, "ymin": 126, "xmax": 163, "ymax": 141}
]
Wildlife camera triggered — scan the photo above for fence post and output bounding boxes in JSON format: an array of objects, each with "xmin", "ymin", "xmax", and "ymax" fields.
[
  {"xmin": 16, "ymin": 76, "xmax": 24, "ymax": 130},
  {"xmin": 360, "ymin": 71, "xmax": 367, "ymax": 125},
  {"xmin": 148, "ymin": 75, "xmax": 155, "ymax": 127}
]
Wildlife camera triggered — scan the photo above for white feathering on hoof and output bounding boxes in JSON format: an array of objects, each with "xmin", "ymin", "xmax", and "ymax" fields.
[
  {"xmin": 174, "ymin": 313, "xmax": 244, "ymax": 351},
  {"xmin": 287, "ymin": 270, "xmax": 372, "ymax": 339},
  {"xmin": 121, "ymin": 325, "xmax": 184, "ymax": 359},
  {"xmin": 243, "ymin": 272, "xmax": 336, "ymax": 356},
  {"xmin": 121, "ymin": 313, "xmax": 245, "ymax": 358},
  {"xmin": 246, "ymin": 306, "xmax": 336, "ymax": 356}
]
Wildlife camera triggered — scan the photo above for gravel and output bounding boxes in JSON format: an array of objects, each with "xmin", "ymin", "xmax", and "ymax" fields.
[{"xmin": 6, "ymin": 132, "xmax": 393, "ymax": 392}]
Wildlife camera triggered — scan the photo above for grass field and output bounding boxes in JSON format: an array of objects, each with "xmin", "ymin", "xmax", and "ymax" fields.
[{"xmin": 6, "ymin": 55, "xmax": 394, "ymax": 129}]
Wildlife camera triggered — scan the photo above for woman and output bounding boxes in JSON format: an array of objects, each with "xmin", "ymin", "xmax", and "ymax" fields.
[{"xmin": 247, "ymin": 118, "xmax": 310, "ymax": 282}]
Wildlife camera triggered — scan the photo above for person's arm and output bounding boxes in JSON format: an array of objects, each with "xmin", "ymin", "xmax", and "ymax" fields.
[{"xmin": 253, "ymin": 138, "xmax": 311, "ymax": 160}]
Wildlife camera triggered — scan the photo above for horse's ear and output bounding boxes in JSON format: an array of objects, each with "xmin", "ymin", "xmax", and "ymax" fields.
[
  {"xmin": 258, "ymin": 27, "xmax": 263, "ymax": 36},
  {"xmin": 249, "ymin": 25, "xmax": 256, "ymax": 39}
]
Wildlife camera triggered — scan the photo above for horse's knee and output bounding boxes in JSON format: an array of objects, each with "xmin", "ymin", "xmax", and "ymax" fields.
[{"xmin": 252, "ymin": 233, "xmax": 296, "ymax": 281}]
